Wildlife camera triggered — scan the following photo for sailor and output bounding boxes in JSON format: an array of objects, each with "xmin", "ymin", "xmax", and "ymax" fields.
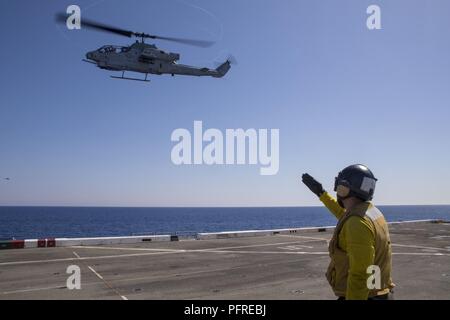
[{"xmin": 302, "ymin": 164, "xmax": 394, "ymax": 300}]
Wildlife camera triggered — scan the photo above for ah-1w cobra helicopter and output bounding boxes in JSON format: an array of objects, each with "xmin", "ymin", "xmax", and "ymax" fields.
[{"xmin": 56, "ymin": 14, "xmax": 232, "ymax": 82}]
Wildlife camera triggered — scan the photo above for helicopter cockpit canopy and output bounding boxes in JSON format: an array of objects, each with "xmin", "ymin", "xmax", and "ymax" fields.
[{"xmin": 97, "ymin": 45, "xmax": 131, "ymax": 53}]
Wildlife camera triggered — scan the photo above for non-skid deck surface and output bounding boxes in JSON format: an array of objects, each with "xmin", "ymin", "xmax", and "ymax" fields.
[{"xmin": 0, "ymin": 221, "xmax": 449, "ymax": 300}]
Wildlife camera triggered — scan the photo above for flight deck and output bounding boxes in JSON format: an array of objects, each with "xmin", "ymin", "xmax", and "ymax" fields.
[{"xmin": 0, "ymin": 220, "xmax": 449, "ymax": 300}]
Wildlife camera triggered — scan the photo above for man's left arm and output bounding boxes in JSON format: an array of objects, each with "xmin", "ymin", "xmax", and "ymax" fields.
[{"xmin": 344, "ymin": 216, "xmax": 376, "ymax": 300}]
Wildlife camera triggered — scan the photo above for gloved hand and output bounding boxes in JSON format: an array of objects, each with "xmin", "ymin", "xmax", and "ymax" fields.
[{"xmin": 301, "ymin": 173, "xmax": 325, "ymax": 197}]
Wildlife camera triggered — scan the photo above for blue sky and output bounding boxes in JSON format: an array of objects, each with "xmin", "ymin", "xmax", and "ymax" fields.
[{"xmin": 0, "ymin": 0, "xmax": 449, "ymax": 206}]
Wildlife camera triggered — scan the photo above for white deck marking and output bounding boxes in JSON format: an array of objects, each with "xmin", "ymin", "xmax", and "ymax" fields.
[
  {"xmin": 278, "ymin": 245, "xmax": 314, "ymax": 250},
  {"xmin": 70, "ymin": 238, "xmax": 325, "ymax": 253},
  {"xmin": 72, "ymin": 246, "xmax": 186, "ymax": 252},
  {"xmin": 430, "ymin": 235, "xmax": 450, "ymax": 239},
  {"xmin": 88, "ymin": 266, "xmax": 104, "ymax": 280},
  {"xmin": 194, "ymin": 239, "xmax": 325, "ymax": 251},
  {"xmin": 72, "ymin": 249, "xmax": 128, "ymax": 300},
  {"xmin": 392, "ymin": 244, "xmax": 450, "ymax": 251},
  {"xmin": 0, "ymin": 251, "xmax": 183, "ymax": 267},
  {"xmin": 278, "ymin": 234, "xmax": 329, "ymax": 241},
  {"xmin": 88, "ymin": 266, "xmax": 127, "ymax": 301},
  {"xmin": 1, "ymin": 285, "xmax": 67, "ymax": 295},
  {"xmin": 195, "ymin": 250, "xmax": 329, "ymax": 255},
  {"xmin": 0, "ymin": 247, "xmax": 327, "ymax": 267}
]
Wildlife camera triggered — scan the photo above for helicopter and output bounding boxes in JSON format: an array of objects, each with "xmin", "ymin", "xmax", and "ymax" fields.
[{"xmin": 56, "ymin": 14, "xmax": 233, "ymax": 82}]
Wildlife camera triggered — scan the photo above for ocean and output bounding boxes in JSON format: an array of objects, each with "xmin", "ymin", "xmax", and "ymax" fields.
[{"xmin": 1, "ymin": 205, "xmax": 450, "ymax": 240}]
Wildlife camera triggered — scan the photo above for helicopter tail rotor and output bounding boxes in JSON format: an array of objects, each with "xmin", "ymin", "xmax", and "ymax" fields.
[{"xmin": 214, "ymin": 54, "xmax": 238, "ymax": 67}]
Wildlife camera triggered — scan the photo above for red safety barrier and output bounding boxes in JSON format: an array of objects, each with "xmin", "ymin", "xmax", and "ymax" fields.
[
  {"xmin": 37, "ymin": 239, "xmax": 46, "ymax": 248},
  {"xmin": 11, "ymin": 240, "xmax": 25, "ymax": 249},
  {"xmin": 47, "ymin": 238, "xmax": 56, "ymax": 247}
]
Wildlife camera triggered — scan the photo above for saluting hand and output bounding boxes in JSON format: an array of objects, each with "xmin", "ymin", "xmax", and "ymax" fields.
[{"xmin": 301, "ymin": 173, "xmax": 325, "ymax": 197}]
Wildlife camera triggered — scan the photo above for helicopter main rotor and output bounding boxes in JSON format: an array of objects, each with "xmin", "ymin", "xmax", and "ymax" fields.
[{"xmin": 55, "ymin": 13, "xmax": 215, "ymax": 48}]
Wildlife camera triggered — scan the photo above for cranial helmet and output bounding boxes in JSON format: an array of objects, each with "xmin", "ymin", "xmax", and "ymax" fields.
[{"xmin": 334, "ymin": 164, "xmax": 377, "ymax": 201}]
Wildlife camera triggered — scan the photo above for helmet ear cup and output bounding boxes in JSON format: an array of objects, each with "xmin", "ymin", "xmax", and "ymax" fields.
[{"xmin": 336, "ymin": 184, "xmax": 350, "ymax": 198}]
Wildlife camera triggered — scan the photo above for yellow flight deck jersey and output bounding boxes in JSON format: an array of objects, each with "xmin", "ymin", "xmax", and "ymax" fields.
[{"xmin": 319, "ymin": 192, "xmax": 394, "ymax": 300}]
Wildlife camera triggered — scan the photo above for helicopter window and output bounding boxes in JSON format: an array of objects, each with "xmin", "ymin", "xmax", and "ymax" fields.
[{"xmin": 98, "ymin": 46, "xmax": 120, "ymax": 53}]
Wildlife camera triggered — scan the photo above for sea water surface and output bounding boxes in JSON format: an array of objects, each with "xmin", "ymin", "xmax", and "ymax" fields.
[{"xmin": 0, "ymin": 205, "xmax": 449, "ymax": 239}]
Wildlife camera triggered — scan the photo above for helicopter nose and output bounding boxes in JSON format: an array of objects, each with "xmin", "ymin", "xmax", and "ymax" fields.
[{"xmin": 86, "ymin": 52, "xmax": 95, "ymax": 60}]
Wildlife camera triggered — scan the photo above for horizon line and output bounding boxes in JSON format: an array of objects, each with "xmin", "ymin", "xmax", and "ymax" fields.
[{"xmin": 1, "ymin": 204, "xmax": 450, "ymax": 208}]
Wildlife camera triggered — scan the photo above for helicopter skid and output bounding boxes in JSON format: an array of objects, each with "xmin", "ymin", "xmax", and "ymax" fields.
[
  {"xmin": 111, "ymin": 76, "xmax": 150, "ymax": 82},
  {"xmin": 111, "ymin": 72, "xmax": 150, "ymax": 82}
]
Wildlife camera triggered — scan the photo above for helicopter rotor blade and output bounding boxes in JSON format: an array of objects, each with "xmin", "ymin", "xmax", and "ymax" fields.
[
  {"xmin": 147, "ymin": 35, "xmax": 215, "ymax": 48},
  {"xmin": 55, "ymin": 13, "xmax": 215, "ymax": 47},
  {"xmin": 55, "ymin": 13, "xmax": 134, "ymax": 38},
  {"xmin": 81, "ymin": 18, "xmax": 135, "ymax": 38}
]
